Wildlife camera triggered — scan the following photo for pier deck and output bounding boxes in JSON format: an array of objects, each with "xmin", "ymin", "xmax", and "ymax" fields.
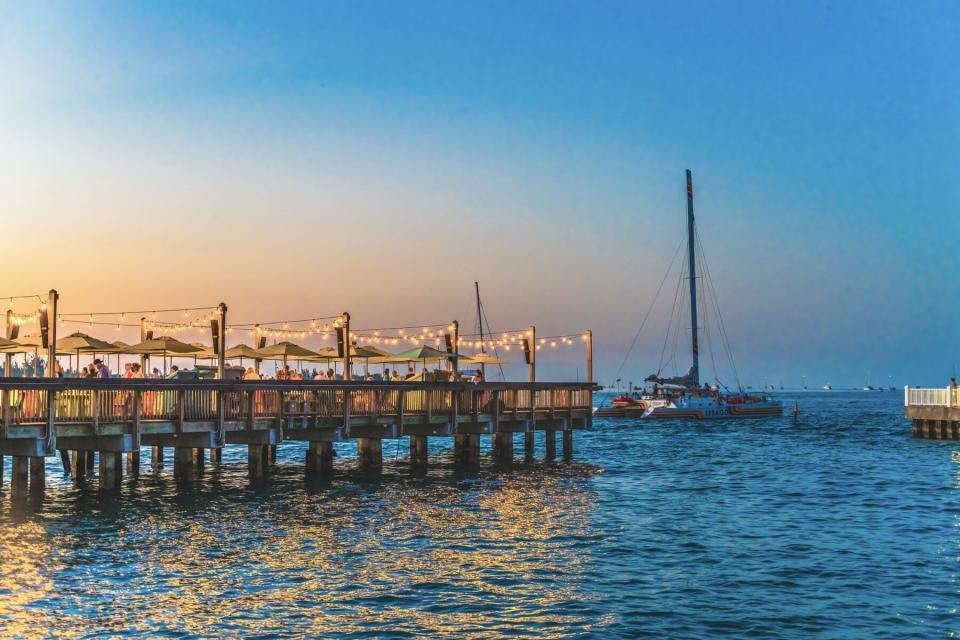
[
  {"xmin": 904, "ymin": 386, "xmax": 960, "ymax": 439},
  {"xmin": 0, "ymin": 379, "xmax": 593, "ymax": 492}
]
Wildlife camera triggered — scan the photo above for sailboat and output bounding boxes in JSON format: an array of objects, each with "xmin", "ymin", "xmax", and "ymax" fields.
[
  {"xmin": 863, "ymin": 371, "xmax": 875, "ymax": 391},
  {"xmin": 599, "ymin": 170, "xmax": 782, "ymax": 420}
]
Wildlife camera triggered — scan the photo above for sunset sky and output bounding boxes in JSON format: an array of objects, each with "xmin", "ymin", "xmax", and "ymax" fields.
[{"xmin": 1, "ymin": 1, "xmax": 957, "ymax": 385}]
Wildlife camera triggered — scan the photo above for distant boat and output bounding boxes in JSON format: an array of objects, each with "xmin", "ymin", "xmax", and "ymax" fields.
[
  {"xmin": 823, "ymin": 384, "xmax": 832, "ymax": 391},
  {"xmin": 863, "ymin": 372, "xmax": 875, "ymax": 391}
]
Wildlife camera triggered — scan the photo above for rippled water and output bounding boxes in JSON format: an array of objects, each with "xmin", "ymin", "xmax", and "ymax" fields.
[{"xmin": 0, "ymin": 392, "xmax": 956, "ymax": 638}]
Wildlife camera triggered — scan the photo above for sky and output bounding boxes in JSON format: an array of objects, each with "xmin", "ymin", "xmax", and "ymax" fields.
[{"xmin": 0, "ymin": 0, "xmax": 957, "ymax": 386}]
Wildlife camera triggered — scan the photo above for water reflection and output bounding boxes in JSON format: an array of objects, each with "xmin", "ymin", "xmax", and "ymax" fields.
[{"xmin": 0, "ymin": 456, "xmax": 601, "ymax": 638}]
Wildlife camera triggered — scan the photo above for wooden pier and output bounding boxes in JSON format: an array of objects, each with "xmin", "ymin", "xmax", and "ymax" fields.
[
  {"xmin": 904, "ymin": 386, "xmax": 960, "ymax": 440},
  {"xmin": 0, "ymin": 378, "xmax": 593, "ymax": 493}
]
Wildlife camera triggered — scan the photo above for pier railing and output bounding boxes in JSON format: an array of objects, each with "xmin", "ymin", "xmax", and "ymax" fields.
[
  {"xmin": 904, "ymin": 386, "xmax": 960, "ymax": 408},
  {"xmin": 0, "ymin": 379, "xmax": 594, "ymax": 435}
]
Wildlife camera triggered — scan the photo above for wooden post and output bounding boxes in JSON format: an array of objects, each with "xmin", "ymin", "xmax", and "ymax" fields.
[
  {"xmin": 193, "ymin": 447, "xmax": 205, "ymax": 473},
  {"xmin": 318, "ymin": 441, "xmax": 333, "ymax": 473},
  {"xmin": 215, "ymin": 303, "xmax": 227, "ymax": 448},
  {"xmin": 87, "ymin": 448, "xmax": 95, "ymax": 471},
  {"xmin": 467, "ymin": 434, "xmax": 480, "ymax": 465},
  {"xmin": 545, "ymin": 430, "xmax": 556, "ymax": 461},
  {"xmin": 217, "ymin": 303, "xmax": 227, "ymax": 379},
  {"xmin": 586, "ymin": 330, "xmax": 593, "ymax": 384},
  {"xmin": 254, "ymin": 325, "xmax": 262, "ymax": 376},
  {"xmin": 210, "ymin": 447, "xmax": 222, "ymax": 464},
  {"xmin": 529, "ymin": 325, "xmax": 536, "ymax": 383},
  {"xmin": 152, "ymin": 446, "xmax": 164, "ymax": 468},
  {"xmin": 494, "ymin": 432, "xmax": 513, "ymax": 465},
  {"xmin": 306, "ymin": 441, "xmax": 334, "ymax": 476},
  {"xmin": 42, "ymin": 290, "xmax": 59, "ymax": 454},
  {"xmin": 341, "ymin": 312, "xmax": 351, "ymax": 381},
  {"xmin": 526, "ymin": 325, "xmax": 537, "ymax": 461},
  {"xmin": 29, "ymin": 457, "xmax": 45, "ymax": 492},
  {"xmin": 410, "ymin": 434, "xmax": 428, "ymax": 466},
  {"xmin": 451, "ymin": 320, "xmax": 459, "ymax": 377},
  {"xmin": 140, "ymin": 317, "xmax": 148, "ymax": 372},
  {"xmin": 0, "ymin": 454, "xmax": 3, "ymax": 487},
  {"xmin": 357, "ymin": 438, "xmax": 381, "ymax": 471},
  {"xmin": 126, "ymin": 451, "xmax": 140, "ymax": 475},
  {"xmin": 562, "ymin": 430, "xmax": 573, "ymax": 459},
  {"xmin": 248, "ymin": 444, "xmax": 265, "ymax": 478},
  {"xmin": 341, "ymin": 313, "xmax": 352, "ymax": 436},
  {"xmin": 454, "ymin": 434, "xmax": 468, "ymax": 466},
  {"xmin": 11, "ymin": 456, "xmax": 28, "ymax": 495},
  {"xmin": 59, "ymin": 449, "xmax": 70, "ymax": 474},
  {"xmin": 174, "ymin": 447, "xmax": 194, "ymax": 477},
  {"xmin": 99, "ymin": 451, "xmax": 121, "ymax": 491},
  {"xmin": 71, "ymin": 450, "xmax": 86, "ymax": 478}
]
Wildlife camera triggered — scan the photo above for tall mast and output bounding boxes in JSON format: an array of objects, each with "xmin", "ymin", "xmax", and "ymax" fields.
[
  {"xmin": 475, "ymin": 281, "xmax": 485, "ymax": 353},
  {"xmin": 686, "ymin": 169, "xmax": 700, "ymax": 387}
]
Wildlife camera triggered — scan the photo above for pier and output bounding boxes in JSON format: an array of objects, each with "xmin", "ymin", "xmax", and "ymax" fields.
[
  {"xmin": 904, "ymin": 386, "xmax": 960, "ymax": 439},
  {"xmin": 0, "ymin": 378, "xmax": 593, "ymax": 494}
]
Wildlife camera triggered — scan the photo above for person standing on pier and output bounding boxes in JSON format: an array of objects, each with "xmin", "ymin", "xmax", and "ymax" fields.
[{"xmin": 94, "ymin": 359, "xmax": 111, "ymax": 378}]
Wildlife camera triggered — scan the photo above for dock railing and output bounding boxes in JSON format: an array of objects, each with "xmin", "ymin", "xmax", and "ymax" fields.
[
  {"xmin": 0, "ymin": 379, "xmax": 595, "ymax": 444},
  {"xmin": 904, "ymin": 386, "xmax": 959, "ymax": 408}
]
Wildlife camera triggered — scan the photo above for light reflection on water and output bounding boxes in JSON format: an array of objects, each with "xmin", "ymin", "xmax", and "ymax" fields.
[
  {"xmin": 0, "ymin": 443, "xmax": 606, "ymax": 638},
  {"xmin": 1, "ymin": 393, "xmax": 958, "ymax": 638}
]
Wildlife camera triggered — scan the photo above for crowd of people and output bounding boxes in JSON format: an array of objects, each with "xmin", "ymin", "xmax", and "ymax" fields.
[{"xmin": 56, "ymin": 359, "xmax": 489, "ymax": 383}]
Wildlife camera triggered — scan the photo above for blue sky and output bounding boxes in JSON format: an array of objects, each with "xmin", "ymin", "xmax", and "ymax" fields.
[{"xmin": 0, "ymin": 1, "xmax": 957, "ymax": 385}]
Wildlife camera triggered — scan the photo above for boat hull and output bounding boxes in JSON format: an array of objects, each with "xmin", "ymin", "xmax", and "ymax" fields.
[{"xmin": 644, "ymin": 401, "xmax": 783, "ymax": 420}]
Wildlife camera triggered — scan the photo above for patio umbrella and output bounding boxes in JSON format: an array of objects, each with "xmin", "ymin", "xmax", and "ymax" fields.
[
  {"xmin": 463, "ymin": 352, "xmax": 507, "ymax": 365},
  {"xmin": 225, "ymin": 344, "xmax": 263, "ymax": 360},
  {"xmin": 128, "ymin": 336, "xmax": 207, "ymax": 375},
  {"xmin": 54, "ymin": 332, "xmax": 122, "ymax": 375},
  {"xmin": 381, "ymin": 345, "xmax": 457, "ymax": 378},
  {"xmin": 254, "ymin": 341, "xmax": 321, "ymax": 373},
  {"xmin": 1, "ymin": 335, "xmax": 44, "ymax": 377}
]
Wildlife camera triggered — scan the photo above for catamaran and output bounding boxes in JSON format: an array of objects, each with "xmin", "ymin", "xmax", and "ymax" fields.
[{"xmin": 597, "ymin": 170, "xmax": 782, "ymax": 420}]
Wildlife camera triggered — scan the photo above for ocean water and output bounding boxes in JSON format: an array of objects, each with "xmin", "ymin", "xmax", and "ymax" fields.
[{"xmin": 0, "ymin": 391, "xmax": 956, "ymax": 638}]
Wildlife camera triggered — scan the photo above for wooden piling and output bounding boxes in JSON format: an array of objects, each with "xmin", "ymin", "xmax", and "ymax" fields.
[
  {"xmin": 29, "ymin": 457, "xmax": 45, "ymax": 492},
  {"xmin": 11, "ymin": 456, "xmax": 28, "ymax": 494},
  {"xmin": 152, "ymin": 446, "xmax": 164, "ymax": 468},
  {"xmin": 248, "ymin": 444, "xmax": 265, "ymax": 478},
  {"xmin": 410, "ymin": 435, "xmax": 428, "ymax": 466},
  {"xmin": 269, "ymin": 444, "xmax": 277, "ymax": 464},
  {"xmin": 545, "ymin": 430, "xmax": 556, "ymax": 460},
  {"xmin": 98, "ymin": 452, "xmax": 121, "ymax": 491},
  {"xmin": 126, "ymin": 450, "xmax": 140, "ymax": 475},
  {"xmin": 261, "ymin": 443, "xmax": 270, "ymax": 469},
  {"xmin": 493, "ymin": 432, "xmax": 513, "ymax": 465},
  {"xmin": 562, "ymin": 430, "xmax": 573, "ymax": 459},
  {"xmin": 193, "ymin": 447, "xmax": 205, "ymax": 473},
  {"xmin": 59, "ymin": 449, "xmax": 70, "ymax": 475},
  {"xmin": 86, "ymin": 449, "xmax": 95, "ymax": 472},
  {"xmin": 306, "ymin": 441, "xmax": 334, "ymax": 476},
  {"xmin": 70, "ymin": 450, "xmax": 86, "ymax": 478},
  {"xmin": 524, "ymin": 432, "xmax": 535, "ymax": 461},
  {"xmin": 210, "ymin": 448, "xmax": 222, "ymax": 465},
  {"xmin": 0, "ymin": 454, "xmax": 3, "ymax": 488},
  {"xmin": 357, "ymin": 438, "xmax": 382, "ymax": 471},
  {"xmin": 174, "ymin": 447, "xmax": 194, "ymax": 477}
]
